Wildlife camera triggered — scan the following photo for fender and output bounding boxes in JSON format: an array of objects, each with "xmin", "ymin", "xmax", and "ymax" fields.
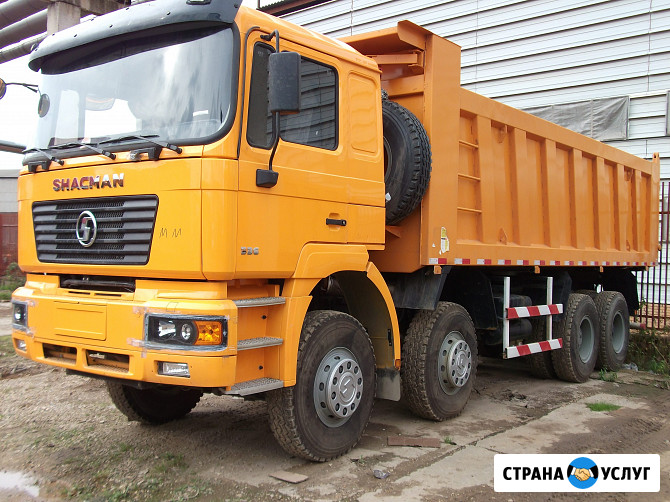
[{"xmin": 279, "ymin": 244, "xmax": 400, "ymax": 398}]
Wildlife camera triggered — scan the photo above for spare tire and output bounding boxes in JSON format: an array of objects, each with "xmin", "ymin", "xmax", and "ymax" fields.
[{"xmin": 382, "ymin": 99, "xmax": 432, "ymax": 225}]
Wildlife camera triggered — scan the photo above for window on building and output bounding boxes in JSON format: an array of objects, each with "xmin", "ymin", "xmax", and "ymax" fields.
[
  {"xmin": 522, "ymin": 96, "xmax": 629, "ymax": 142},
  {"xmin": 247, "ymin": 45, "xmax": 338, "ymax": 151}
]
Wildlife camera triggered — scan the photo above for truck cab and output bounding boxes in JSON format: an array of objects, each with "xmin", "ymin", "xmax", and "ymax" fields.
[{"xmin": 12, "ymin": 0, "xmax": 399, "ymax": 461}]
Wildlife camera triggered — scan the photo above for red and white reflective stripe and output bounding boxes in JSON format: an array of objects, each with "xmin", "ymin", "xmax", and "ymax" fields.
[
  {"xmin": 506, "ymin": 304, "xmax": 563, "ymax": 319},
  {"xmin": 443, "ymin": 259, "xmax": 652, "ymax": 267},
  {"xmin": 506, "ymin": 338, "xmax": 563, "ymax": 359}
]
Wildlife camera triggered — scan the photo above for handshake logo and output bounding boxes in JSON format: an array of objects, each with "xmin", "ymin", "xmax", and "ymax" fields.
[{"xmin": 567, "ymin": 457, "xmax": 598, "ymax": 489}]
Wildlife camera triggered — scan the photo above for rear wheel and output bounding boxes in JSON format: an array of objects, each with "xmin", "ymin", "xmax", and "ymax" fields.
[
  {"xmin": 595, "ymin": 291, "xmax": 630, "ymax": 371},
  {"xmin": 551, "ymin": 293, "xmax": 600, "ymax": 383},
  {"xmin": 402, "ymin": 302, "xmax": 477, "ymax": 420},
  {"xmin": 527, "ymin": 318, "xmax": 557, "ymax": 379},
  {"xmin": 266, "ymin": 311, "xmax": 376, "ymax": 462},
  {"xmin": 107, "ymin": 382, "xmax": 202, "ymax": 424}
]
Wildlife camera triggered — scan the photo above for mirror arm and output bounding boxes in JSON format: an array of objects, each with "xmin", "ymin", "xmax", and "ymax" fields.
[{"xmin": 256, "ymin": 30, "xmax": 282, "ymax": 188}]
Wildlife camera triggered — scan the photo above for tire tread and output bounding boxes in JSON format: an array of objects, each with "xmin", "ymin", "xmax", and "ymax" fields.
[
  {"xmin": 401, "ymin": 302, "xmax": 476, "ymax": 421},
  {"xmin": 383, "ymin": 100, "xmax": 432, "ymax": 225},
  {"xmin": 551, "ymin": 293, "xmax": 599, "ymax": 383},
  {"xmin": 266, "ymin": 311, "xmax": 375, "ymax": 462}
]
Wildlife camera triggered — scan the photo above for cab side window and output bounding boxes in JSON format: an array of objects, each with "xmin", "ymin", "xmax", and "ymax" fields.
[
  {"xmin": 247, "ymin": 43, "xmax": 273, "ymax": 148},
  {"xmin": 247, "ymin": 44, "xmax": 338, "ymax": 151}
]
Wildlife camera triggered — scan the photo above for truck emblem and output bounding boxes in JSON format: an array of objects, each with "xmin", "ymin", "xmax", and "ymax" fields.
[{"xmin": 76, "ymin": 211, "xmax": 98, "ymax": 247}]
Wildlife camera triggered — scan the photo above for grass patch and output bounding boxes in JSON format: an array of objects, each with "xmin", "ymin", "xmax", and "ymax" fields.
[
  {"xmin": 627, "ymin": 329, "xmax": 670, "ymax": 376},
  {"xmin": 598, "ymin": 368, "xmax": 618, "ymax": 382},
  {"xmin": 587, "ymin": 402, "xmax": 621, "ymax": 412},
  {"xmin": 0, "ymin": 262, "xmax": 25, "ymax": 297},
  {"xmin": 0, "ymin": 335, "xmax": 14, "ymax": 357},
  {"xmin": 154, "ymin": 452, "xmax": 188, "ymax": 473},
  {"xmin": 444, "ymin": 436, "xmax": 456, "ymax": 445}
]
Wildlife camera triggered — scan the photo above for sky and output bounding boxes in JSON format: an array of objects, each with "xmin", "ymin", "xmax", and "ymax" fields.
[{"xmin": 0, "ymin": 55, "xmax": 39, "ymax": 171}]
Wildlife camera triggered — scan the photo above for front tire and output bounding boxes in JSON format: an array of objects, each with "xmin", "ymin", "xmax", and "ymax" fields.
[
  {"xmin": 106, "ymin": 382, "xmax": 202, "ymax": 424},
  {"xmin": 551, "ymin": 293, "xmax": 600, "ymax": 383},
  {"xmin": 401, "ymin": 302, "xmax": 477, "ymax": 421},
  {"xmin": 266, "ymin": 311, "xmax": 376, "ymax": 462}
]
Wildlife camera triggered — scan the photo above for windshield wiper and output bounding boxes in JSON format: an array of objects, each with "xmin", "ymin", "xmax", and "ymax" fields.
[
  {"xmin": 51, "ymin": 141, "xmax": 116, "ymax": 160},
  {"xmin": 99, "ymin": 134, "xmax": 182, "ymax": 154},
  {"xmin": 22, "ymin": 147, "xmax": 64, "ymax": 171}
]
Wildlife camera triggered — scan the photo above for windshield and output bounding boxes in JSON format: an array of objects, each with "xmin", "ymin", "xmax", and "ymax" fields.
[{"xmin": 33, "ymin": 26, "xmax": 235, "ymax": 150}]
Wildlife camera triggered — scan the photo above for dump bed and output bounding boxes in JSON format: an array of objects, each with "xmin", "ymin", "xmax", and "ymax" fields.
[{"xmin": 343, "ymin": 22, "xmax": 660, "ymax": 274}]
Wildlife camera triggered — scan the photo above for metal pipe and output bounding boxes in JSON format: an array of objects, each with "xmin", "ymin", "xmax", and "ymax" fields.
[
  {"xmin": 0, "ymin": 31, "xmax": 44, "ymax": 62},
  {"xmin": 0, "ymin": 139, "xmax": 26, "ymax": 153},
  {"xmin": 0, "ymin": 0, "xmax": 46, "ymax": 30},
  {"xmin": 0, "ymin": 8, "xmax": 46, "ymax": 50}
]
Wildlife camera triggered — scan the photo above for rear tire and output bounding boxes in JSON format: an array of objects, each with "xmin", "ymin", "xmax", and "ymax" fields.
[
  {"xmin": 401, "ymin": 302, "xmax": 477, "ymax": 420},
  {"xmin": 266, "ymin": 311, "xmax": 376, "ymax": 462},
  {"xmin": 107, "ymin": 382, "xmax": 202, "ymax": 424},
  {"xmin": 594, "ymin": 291, "xmax": 630, "ymax": 371},
  {"xmin": 527, "ymin": 318, "xmax": 557, "ymax": 379},
  {"xmin": 551, "ymin": 293, "xmax": 600, "ymax": 383}
]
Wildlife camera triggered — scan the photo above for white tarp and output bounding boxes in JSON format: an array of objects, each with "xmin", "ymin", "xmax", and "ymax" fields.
[{"xmin": 523, "ymin": 96, "xmax": 629, "ymax": 141}]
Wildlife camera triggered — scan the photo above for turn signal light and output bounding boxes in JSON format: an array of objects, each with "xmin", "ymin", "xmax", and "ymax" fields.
[{"xmin": 194, "ymin": 321, "xmax": 223, "ymax": 345}]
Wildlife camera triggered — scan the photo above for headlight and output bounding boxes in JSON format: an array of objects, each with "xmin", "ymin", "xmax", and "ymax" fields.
[
  {"xmin": 12, "ymin": 301, "xmax": 28, "ymax": 330},
  {"xmin": 146, "ymin": 315, "xmax": 227, "ymax": 347}
]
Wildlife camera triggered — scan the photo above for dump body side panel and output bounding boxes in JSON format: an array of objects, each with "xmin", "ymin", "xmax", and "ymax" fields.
[{"xmin": 344, "ymin": 23, "xmax": 660, "ymax": 274}]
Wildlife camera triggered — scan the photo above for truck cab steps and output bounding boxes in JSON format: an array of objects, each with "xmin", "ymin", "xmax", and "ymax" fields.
[
  {"xmin": 233, "ymin": 297, "xmax": 285, "ymax": 308},
  {"xmin": 237, "ymin": 337, "xmax": 283, "ymax": 350},
  {"xmin": 225, "ymin": 378, "xmax": 284, "ymax": 396}
]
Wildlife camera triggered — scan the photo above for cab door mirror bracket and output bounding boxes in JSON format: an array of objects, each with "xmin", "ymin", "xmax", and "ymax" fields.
[{"xmin": 256, "ymin": 31, "xmax": 301, "ymax": 188}]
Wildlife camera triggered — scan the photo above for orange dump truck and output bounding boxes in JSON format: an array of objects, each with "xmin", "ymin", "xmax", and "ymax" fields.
[{"xmin": 9, "ymin": 0, "xmax": 659, "ymax": 461}]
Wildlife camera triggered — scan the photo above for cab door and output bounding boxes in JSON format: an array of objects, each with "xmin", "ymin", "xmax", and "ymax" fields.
[{"xmin": 238, "ymin": 34, "xmax": 347, "ymax": 277}]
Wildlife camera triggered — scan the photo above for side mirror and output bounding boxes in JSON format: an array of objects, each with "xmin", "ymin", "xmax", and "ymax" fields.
[
  {"xmin": 256, "ymin": 50, "xmax": 301, "ymax": 189},
  {"xmin": 268, "ymin": 52, "xmax": 300, "ymax": 113},
  {"xmin": 0, "ymin": 78, "xmax": 6, "ymax": 100}
]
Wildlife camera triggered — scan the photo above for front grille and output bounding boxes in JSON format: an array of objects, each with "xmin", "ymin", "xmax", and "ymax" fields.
[{"xmin": 33, "ymin": 195, "xmax": 158, "ymax": 265}]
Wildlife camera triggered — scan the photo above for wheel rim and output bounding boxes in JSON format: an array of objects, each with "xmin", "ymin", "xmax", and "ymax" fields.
[
  {"xmin": 577, "ymin": 316, "xmax": 595, "ymax": 363},
  {"xmin": 611, "ymin": 311, "xmax": 626, "ymax": 353},
  {"xmin": 314, "ymin": 347, "xmax": 363, "ymax": 428},
  {"xmin": 438, "ymin": 331, "xmax": 472, "ymax": 395}
]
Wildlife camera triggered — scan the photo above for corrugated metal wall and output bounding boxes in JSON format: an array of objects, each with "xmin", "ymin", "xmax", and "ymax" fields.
[{"xmin": 281, "ymin": 0, "xmax": 670, "ymax": 177}]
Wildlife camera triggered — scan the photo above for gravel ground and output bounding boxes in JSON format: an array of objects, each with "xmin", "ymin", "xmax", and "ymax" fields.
[{"xmin": 0, "ymin": 302, "xmax": 668, "ymax": 501}]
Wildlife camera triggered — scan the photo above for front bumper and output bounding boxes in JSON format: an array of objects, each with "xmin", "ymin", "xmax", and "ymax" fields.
[{"xmin": 11, "ymin": 275, "xmax": 241, "ymax": 388}]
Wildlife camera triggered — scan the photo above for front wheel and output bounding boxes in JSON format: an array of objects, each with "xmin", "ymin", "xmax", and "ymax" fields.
[
  {"xmin": 401, "ymin": 302, "xmax": 477, "ymax": 421},
  {"xmin": 266, "ymin": 311, "xmax": 376, "ymax": 462},
  {"xmin": 106, "ymin": 381, "xmax": 202, "ymax": 424}
]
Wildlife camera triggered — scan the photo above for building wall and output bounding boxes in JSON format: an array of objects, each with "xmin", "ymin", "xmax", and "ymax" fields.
[
  {"xmin": 0, "ymin": 169, "xmax": 19, "ymax": 274},
  {"xmin": 0, "ymin": 169, "xmax": 19, "ymax": 213},
  {"xmin": 281, "ymin": 0, "xmax": 670, "ymax": 177}
]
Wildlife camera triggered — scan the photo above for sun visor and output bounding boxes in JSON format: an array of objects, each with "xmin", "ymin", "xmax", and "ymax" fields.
[{"xmin": 29, "ymin": 0, "xmax": 240, "ymax": 71}]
